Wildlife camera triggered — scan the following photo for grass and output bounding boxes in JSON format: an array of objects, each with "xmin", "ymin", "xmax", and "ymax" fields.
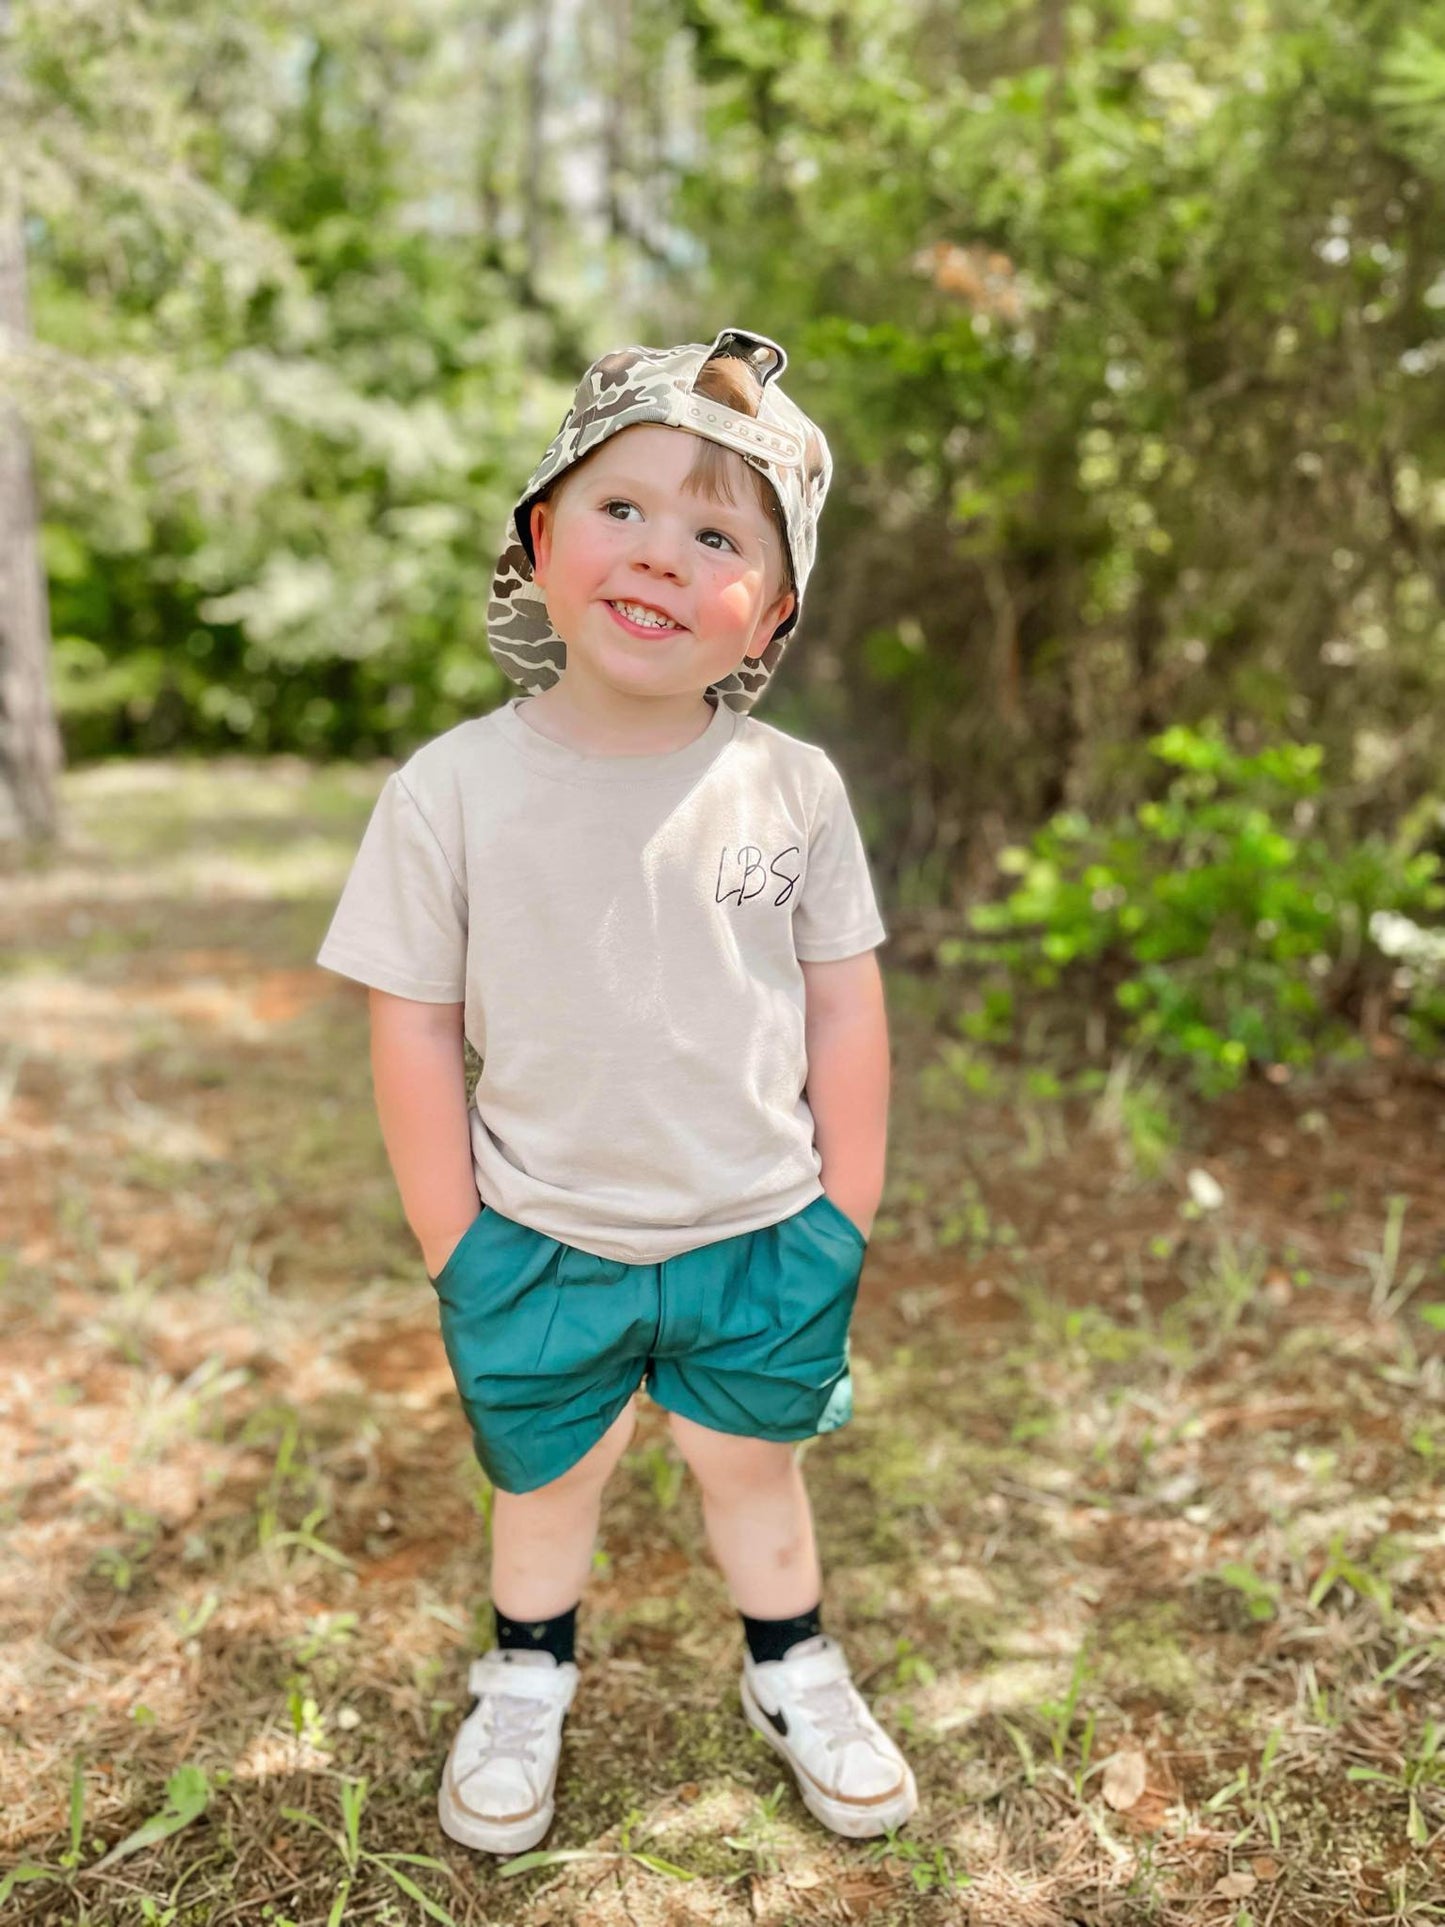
[{"xmin": 1, "ymin": 755, "xmax": 1444, "ymax": 1923}]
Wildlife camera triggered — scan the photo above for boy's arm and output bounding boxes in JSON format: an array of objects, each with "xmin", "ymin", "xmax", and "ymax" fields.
[
  {"xmin": 369, "ymin": 988, "xmax": 481, "ymax": 1279},
  {"xmin": 801, "ymin": 951, "xmax": 890, "ymax": 1242}
]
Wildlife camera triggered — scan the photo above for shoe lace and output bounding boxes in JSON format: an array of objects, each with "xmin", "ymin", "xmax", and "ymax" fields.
[
  {"xmin": 795, "ymin": 1676, "xmax": 872, "ymax": 1754},
  {"xmin": 460, "ymin": 1689, "xmax": 549, "ymax": 1774}
]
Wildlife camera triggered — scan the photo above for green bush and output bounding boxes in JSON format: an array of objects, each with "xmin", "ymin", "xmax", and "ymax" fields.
[{"xmin": 951, "ymin": 725, "xmax": 1444, "ymax": 1094}]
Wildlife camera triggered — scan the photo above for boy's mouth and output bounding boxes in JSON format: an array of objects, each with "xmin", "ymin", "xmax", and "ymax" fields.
[{"xmin": 607, "ymin": 599, "xmax": 686, "ymax": 636}]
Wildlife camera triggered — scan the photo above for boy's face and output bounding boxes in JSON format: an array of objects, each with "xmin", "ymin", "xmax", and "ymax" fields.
[{"xmin": 528, "ymin": 425, "xmax": 796, "ymax": 708}]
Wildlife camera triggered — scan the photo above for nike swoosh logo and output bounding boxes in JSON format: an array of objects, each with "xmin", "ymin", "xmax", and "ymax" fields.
[{"xmin": 761, "ymin": 1703, "xmax": 788, "ymax": 1737}]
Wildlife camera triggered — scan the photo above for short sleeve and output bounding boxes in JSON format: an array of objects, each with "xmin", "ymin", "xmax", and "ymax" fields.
[
  {"xmin": 792, "ymin": 756, "xmax": 888, "ymax": 962},
  {"xmin": 316, "ymin": 771, "xmax": 467, "ymax": 1001}
]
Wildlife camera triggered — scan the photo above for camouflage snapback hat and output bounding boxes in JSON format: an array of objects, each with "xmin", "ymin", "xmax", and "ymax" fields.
[{"xmin": 486, "ymin": 326, "xmax": 832, "ymax": 715}]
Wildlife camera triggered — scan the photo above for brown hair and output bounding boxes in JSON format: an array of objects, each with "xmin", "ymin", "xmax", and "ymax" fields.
[{"xmin": 683, "ymin": 356, "xmax": 794, "ymax": 601}]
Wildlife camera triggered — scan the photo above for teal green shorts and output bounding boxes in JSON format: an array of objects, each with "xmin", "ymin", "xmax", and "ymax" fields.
[{"xmin": 427, "ymin": 1193, "xmax": 868, "ymax": 1495}]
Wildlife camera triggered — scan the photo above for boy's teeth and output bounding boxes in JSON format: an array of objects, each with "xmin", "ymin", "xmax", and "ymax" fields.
[{"xmin": 613, "ymin": 601, "xmax": 675, "ymax": 628}]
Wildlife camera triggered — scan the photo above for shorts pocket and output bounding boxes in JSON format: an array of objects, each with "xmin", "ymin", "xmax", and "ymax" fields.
[
  {"xmin": 427, "ymin": 1206, "xmax": 489, "ymax": 1292},
  {"xmin": 808, "ymin": 1190, "xmax": 868, "ymax": 1251}
]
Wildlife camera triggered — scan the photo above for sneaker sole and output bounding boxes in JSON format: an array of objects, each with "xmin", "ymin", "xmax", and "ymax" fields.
[
  {"xmin": 437, "ymin": 1774, "xmax": 557, "ymax": 1857},
  {"xmin": 740, "ymin": 1674, "xmax": 920, "ymax": 1839}
]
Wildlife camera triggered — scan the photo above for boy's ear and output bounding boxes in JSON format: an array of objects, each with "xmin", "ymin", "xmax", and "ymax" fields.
[
  {"xmin": 529, "ymin": 499, "xmax": 553, "ymax": 586},
  {"xmin": 746, "ymin": 587, "xmax": 796, "ymax": 659}
]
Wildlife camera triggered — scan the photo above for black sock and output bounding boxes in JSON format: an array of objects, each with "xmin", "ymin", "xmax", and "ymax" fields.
[
  {"xmin": 494, "ymin": 1601, "xmax": 578, "ymax": 1666},
  {"xmin": 741, "ymin": 1602, "xmax": 823, "ymax": 1665}
]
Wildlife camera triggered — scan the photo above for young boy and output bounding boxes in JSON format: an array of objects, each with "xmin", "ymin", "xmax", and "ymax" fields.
[{"xmin": 316, "ymin": 326, "xmax": 916, "ymax": 1855}]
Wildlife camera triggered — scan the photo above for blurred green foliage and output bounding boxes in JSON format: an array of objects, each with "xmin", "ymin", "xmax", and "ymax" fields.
[{"xmin": 952, "ymin": 724, "xmax": 1444, "ymax": 1089}]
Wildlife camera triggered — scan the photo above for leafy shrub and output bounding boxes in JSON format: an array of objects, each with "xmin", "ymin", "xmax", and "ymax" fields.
[{"xmin": 950, "ymin": 725, "xmax": 1444, "ymax": 1093}]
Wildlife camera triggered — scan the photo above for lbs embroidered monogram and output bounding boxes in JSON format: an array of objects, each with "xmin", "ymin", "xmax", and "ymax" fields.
[{"xmin": 714, "ymin": 843, "xmax": 802, "ymax": 909}]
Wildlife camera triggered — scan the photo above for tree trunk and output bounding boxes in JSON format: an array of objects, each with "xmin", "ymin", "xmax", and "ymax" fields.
[
  {"xmin": 470, "ymin": 1, "xmax": 508, "ymax": 256},
  {"xmin": 603, "ymin": 0, "xmax": 630, "ymax": 240},
  {"xmin": 0, "ymin": 4, "xmax": 61, "ymax": 845},
  {"xmin": 523, "ymin": 0, "xmax": 554, "ymax": 294}
]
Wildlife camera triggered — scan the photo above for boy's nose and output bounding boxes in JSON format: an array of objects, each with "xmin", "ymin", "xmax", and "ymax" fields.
[{"xmin": 631, "ymin": 524, "xmax": 689, "ymax": 580}]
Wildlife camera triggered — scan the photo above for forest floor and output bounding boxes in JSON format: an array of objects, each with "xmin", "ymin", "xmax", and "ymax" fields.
[{"xmin": 2, "ymin": 756, "xmax": 1444, "ymax": 1927}]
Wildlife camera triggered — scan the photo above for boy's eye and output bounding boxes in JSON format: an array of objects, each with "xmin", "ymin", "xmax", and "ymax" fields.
[{"xmin": 599, "ymin": 500, "xmax": 739, "ymax": 556}]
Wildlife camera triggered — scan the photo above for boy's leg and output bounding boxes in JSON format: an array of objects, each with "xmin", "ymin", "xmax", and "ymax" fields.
[
  {"xmin": 437, "ymin": 1397, "xmax": 640, "ymax": 1857},
  {"xmin": 665, "ymin": 1410, "xmax": 820, "ymax": 1618},
  {"xmin": 489, "ymin": 1395, "xmax": 639, "ymax": 1621},
  {"xmin": 666, "ymin": 1407, "xmax": 918, "ymax": 1839}
]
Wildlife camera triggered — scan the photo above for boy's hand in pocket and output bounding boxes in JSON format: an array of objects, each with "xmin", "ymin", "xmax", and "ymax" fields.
[{"xmin": 425, "ymin": 1212, "xmax": 482, "ymax": 1281}]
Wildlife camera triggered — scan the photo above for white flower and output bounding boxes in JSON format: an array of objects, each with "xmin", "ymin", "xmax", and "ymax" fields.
[{"xmin": 1187, "ymin": 1168, "xmax": 1225, "ymax": 1211}]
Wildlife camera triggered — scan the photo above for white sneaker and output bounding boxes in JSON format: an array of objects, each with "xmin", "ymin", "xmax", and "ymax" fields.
[
  {"xmin": 741, "ymin": 1634, "xmax": 919, "ymax": 1839},
  {"xmin": 437, "ymin": 1648, "xmax": 579, "ymax": 1855}
]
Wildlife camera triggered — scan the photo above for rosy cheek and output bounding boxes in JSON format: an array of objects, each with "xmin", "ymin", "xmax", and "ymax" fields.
[
  {"xmin": 714, "ymin": 579, "xmax": 761, "ymax": 624},
  {"xmin": 551, "ymin": 526, "xmax": 612, "ymax": 586}
]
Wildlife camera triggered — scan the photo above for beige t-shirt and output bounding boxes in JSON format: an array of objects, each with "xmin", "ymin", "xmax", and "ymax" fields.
[{"xmin": 316, "ymin": 694, "xmax": 888, "ymax": 1262}]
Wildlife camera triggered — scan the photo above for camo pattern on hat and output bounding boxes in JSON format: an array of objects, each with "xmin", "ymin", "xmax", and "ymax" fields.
[{"xmin": 487, "ymin": 327, "xmax": 832, "ymax": 715}]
